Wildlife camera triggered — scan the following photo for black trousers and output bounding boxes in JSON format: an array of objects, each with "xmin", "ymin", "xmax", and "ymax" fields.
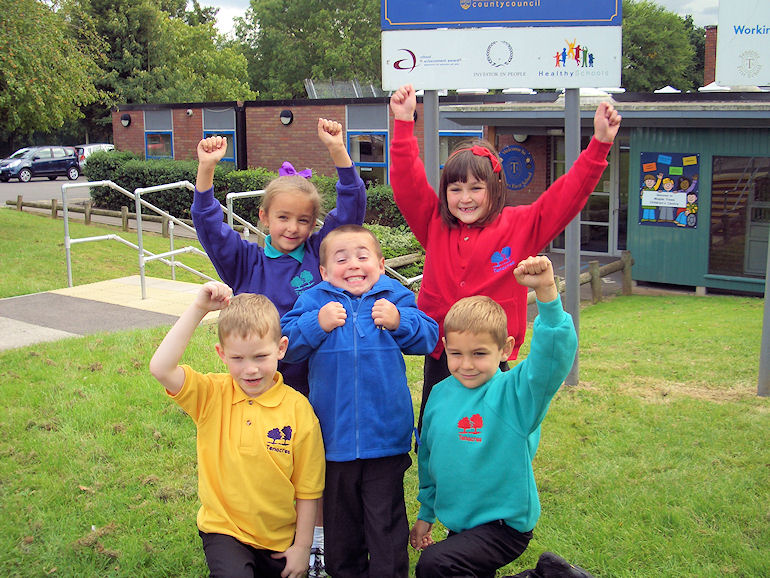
[
  {"xmin": 418, "ymin": 352, "xmax": 509, "ymax": 439},
  {"xmin": 415, "ymin": 520, "xmax": 532, "ymax": 578},
  {"xmin": 324, "ymin": 454, "xmax": 412, "ymax": 578},
  {"xmin": 199, "ymin": 531, "xmax": 285, "ymax": 578}
]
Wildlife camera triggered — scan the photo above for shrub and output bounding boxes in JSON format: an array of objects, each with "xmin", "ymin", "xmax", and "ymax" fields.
[{"xmin": 365, "ymin": 183, "xmax": 406, "ymax": 228}]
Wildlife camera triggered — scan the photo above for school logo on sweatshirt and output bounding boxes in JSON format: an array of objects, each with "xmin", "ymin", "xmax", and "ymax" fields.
[
  {"xmin": 265, "ymin": 425, "xmax": 293, "ymax": 454},
  {"xmin": 457, "ymin": 413, "xmax": 483, "ymax": 442},
  {"xmin": 490, "ymin": 246, "xmax": 516, "ymax": 274},
  {"xmin": 290, "ymin": 270, "xmax": 315, "ymax": 295}
]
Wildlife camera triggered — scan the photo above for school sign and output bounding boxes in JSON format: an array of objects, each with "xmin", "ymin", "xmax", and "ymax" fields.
[
  {"xmin": 381, "ymin": 1, "xmax": 622, "ymax": 90},
  {"xmin": 715, "ymin": 0, "xmax": 770, "ymax": 86}
]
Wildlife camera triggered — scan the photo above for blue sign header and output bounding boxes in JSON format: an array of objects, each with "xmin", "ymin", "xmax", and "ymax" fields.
[{"xmin": 381, "ymin": 0, "xmax": 621, "ymax": 30}]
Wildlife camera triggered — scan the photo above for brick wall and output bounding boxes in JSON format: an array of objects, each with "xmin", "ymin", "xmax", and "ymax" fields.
[
  {"xmin": 705, "ymin": 25, "xmax": 717, "ymax": 85},
  {"xmin": 112, "ymin": 111, "xmax": 145, "ymax": 158},
  {"xmin": 173, "ymin": 109, "xmax": 203, "ymax": 161},
  {"xmin": 246, "ymin": 104, "xmax": 347, "ymax": 177}
]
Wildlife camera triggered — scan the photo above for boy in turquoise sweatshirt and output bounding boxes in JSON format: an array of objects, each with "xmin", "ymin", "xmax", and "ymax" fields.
[{"xmin": 410, "ymin": 255, "xmax": 577, "ymax": 578}]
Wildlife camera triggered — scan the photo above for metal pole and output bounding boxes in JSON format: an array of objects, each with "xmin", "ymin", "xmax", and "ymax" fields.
[
  {"xmin": 423, "ymin": 90, "xmax": 440, "ymax": 192},
  {"xmin": 134, "ymin": 189, "xmax": 146, "ymax": 299},
  {"xmin": 169, "ymin": 221, "xmax": 176, "ymax": 281},
  {"xmin": 62, "ymin": 184, "xmax": 73, "ymax": 287},
  {"xmin": 564, "ymin": 88, "xmax": 581, "ymax": 385},
  {"xmin": 758, "ymin": 224, "xmax": 770, "ymax": 396}
]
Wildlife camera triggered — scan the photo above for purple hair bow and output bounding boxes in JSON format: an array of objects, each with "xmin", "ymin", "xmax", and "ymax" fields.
[{"xmin": 279, "ymin": 161, "xmax": 312, "ymax": 179}]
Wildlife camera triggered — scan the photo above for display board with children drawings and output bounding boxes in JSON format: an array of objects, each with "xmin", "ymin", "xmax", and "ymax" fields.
[{"xmin": 639, "ymin": 152, "xmax": 699, "ymax": 228}]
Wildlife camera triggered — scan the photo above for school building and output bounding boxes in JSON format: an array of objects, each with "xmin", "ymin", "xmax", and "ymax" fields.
[{"xmin": 111, "ymin": 29, "xmax": 770, "ymax": 295}]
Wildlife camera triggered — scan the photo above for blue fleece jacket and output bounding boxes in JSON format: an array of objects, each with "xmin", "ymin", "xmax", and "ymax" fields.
[
  {"xmin": 417, "ymin": 297, "xmax": 577, "ymax": 534},
  {"xmin": 281, "ymin": 276, "xmax": 439, "ymax": 462},
  {"xmin": 191, "ymin": 166, "xmax": 366, "ymax": 393}
]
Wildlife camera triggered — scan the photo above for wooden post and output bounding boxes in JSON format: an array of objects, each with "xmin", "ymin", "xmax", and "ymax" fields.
[
  {"xmin": 84, "ymin": 200, "xmax": 92, "ymax": 225},
  {"xmin": 589, "ymin": 260, "xmax": 601, "ymax": 303},
  {"xmin": 51, "ymin": 198, "xmax": 58, "ymax": 219},
  {"xmin": 162, "ymin": 215, "xmax": 169, "ymax": 238},
  {"xmin": 622, "ymin": 250, "xmax": 633, "ymax": 295},
  {"xmin": 16, "ymin": 195, "xmax": 22, "ymax": 211},
  {"xmin": 121, "ymin": 206, "xmax": 129, "ymax": 231}
]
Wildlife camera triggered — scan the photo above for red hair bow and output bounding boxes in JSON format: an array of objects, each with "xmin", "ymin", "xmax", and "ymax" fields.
[{"xmin": 453, "ymin": 145, "xmax": 502, "ymax": 173}]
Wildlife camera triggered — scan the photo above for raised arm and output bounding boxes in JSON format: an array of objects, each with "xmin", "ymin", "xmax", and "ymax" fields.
[
  {"xmin": 195, "ymin": 136, "xmax": 228, "ymax": 191},
  {"xmin": 149, "ymin": 282, "xmax": 232, "ymax": 395},
  {"xmin": 513, "ymin": 255, "xmax": 557, "ymax": 303},
  {"xmin": 318, "ymin": 118, "xmax": 352, "ymax": 168},
  {"xmin": 593, "ymin": 101, "xmax": 622, "ymax": 144}
]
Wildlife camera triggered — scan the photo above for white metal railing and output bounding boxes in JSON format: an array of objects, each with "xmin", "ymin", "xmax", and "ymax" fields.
[
  {"xmin": 61, "ymin": 180, "xmax": 216, "ymax": 298},
  {"xmin": 62, "ymin": 181, "xmax": 423, "ymax": 298}
]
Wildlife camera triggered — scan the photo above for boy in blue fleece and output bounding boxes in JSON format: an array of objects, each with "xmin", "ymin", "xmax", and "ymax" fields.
[
  {"xmin": 281, "ymin": 224, "xmax": 439, "ymax": 578},
  {"xmin": 410, "ymin": 255, "xmax": 577, "ymax": 578}
]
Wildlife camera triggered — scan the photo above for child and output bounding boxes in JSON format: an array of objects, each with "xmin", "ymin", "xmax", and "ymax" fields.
[
  {"xmin": 280, "ymin": 224, "xmax": 439, "ymax": 578},
  {"xmin": 149, "ymin": 282, "xmax": 325, "ymax": 578},
  {"xmin": 191, "ymin": 118, "xmax": 366, "ymax": 397},
  {"xmin": 192, "ymin": 119, "xmax": 366, "ymax": 572},
  {"xmin": 410, "ymin": 255, "xmax": 577, "ymax": 578},
  {"xmin": 389, "ymin": 83, "xmax": 620, "ymax": 436}
]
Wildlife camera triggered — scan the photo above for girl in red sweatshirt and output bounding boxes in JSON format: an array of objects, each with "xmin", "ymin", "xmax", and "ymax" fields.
[{"xmin": 388, "ymin": 84, "xmax": 621, "ymax": 434}]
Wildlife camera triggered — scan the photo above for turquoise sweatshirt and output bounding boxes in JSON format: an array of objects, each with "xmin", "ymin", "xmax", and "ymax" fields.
[{"xmin": 416, "ymin": 296, "xmax": 577, "ymax": 533}]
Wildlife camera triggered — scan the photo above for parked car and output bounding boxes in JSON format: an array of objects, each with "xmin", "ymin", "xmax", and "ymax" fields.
[
  {"xmin": 0, "ymin": 146, "xmax": 80, "ymax": 182},
  {"xmin": 75, "ymin": 143, "xmax": 115, "ymax": 172}
]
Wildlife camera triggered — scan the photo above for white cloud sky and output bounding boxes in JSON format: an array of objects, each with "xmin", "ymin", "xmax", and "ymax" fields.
[{"xmin": 214, "ymin": 0, "xmax": 721, "ymax": 37}]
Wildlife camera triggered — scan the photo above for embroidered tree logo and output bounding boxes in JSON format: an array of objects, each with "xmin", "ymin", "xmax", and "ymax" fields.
[
  {"xmin": 457, "ymin": 414, "xmax": 484, "ymax": 434},
  {"xmin": 267, "ymin": 425, "xmax": 293, "ymax": 445}
]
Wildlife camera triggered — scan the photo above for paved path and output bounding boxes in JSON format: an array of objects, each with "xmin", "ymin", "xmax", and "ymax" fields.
[{"xmin": 0, "ymin": 276, "xmax": 218, "ymax": 351}]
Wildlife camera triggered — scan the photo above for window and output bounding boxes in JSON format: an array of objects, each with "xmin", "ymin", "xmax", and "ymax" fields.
[
  {"xmin": 348, "ymin": 132, "xmax": 387, "ymax": 187},
  {"xmin": 145, "ymin": 110, "xmax": 173, "ymax": 159},
  {"xmin": 146, "ymin": 132, "xmax": 173, "ymax": 159},
  {"xmin": 347, "ymin": 104, "xmax": 389, "ymax": 187},
  {"xmin": 204, "ymin": 108, "xmax": 236, "ymax": 163},
  {"xmin": 439, "ymin": 132, "xmax": 484, "ymax": 169},
  {"xmin": 709, "ymin": 155, "xmax": 770, "ymax": 278},
  {"xmin": 203, "ymin": 131, "xmax": 235, "ymax": 163}
]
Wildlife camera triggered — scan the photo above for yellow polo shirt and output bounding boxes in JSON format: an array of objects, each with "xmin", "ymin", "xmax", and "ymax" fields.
[{"xmin": 170, "ymin": 366, "xmax": 325, "ymax": 551}]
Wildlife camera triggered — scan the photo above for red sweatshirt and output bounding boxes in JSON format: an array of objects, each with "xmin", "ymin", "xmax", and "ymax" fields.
[{"xmin": 389, "ymin": 119, "xmax": 612, "ymax": 359}]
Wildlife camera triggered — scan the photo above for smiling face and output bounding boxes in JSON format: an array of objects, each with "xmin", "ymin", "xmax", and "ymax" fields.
[
  {"xmin": 259, "ymin": 190, "xmax": 316, "ymax": 254},
  {"xmin": 320, "ymin": 230, "xmax": 385, "ymax": 296},
  {"xmin": 215, "ymin": 333, "xmax": 288, "ymax": 398},
  {"xmin": 445, "ymin": 173, "xmax": 490, "ymax": 226},
  {"xmin": 443, "ymin": 330, "xmax": 513, "ymax": 389}
]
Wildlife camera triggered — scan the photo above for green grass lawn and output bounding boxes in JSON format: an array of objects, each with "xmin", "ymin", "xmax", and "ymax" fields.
[{"xmin": 1, "ymin": 207, "xmax": 768, "ymax": 576}]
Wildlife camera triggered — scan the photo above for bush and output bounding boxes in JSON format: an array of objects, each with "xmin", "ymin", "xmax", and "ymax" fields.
[{"xmin": 365, "ymin": 183, "xmax": 406, "ymax": 228}]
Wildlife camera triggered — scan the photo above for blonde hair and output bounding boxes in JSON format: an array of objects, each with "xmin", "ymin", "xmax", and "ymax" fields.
[
  {"xmin": 439, "ymin": 138, "xmax": 506, "ymax": 228},
  {"xmin": 319, "ymin": 224, "xmax": 383, "ymax": 267},
  {"xmin": 217, "ymin": 293, "xmax": 282, "ymax": 346},
  {"xmin": 444, "ymin": 296, "xmax": 508, "ymax": 348},
  {"xmin": 262, "ymin": 175, "xmax": 321, "ymax": 223}
]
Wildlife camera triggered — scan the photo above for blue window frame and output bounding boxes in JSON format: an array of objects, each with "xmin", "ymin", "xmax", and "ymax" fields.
[
  {"xmin": 204, "ymin": 130, "xmax": 236, "ymax": 163},
  {"xmin": 145, "ymin": 131, "xmax": 173, "ymax": 159},
  {"xmin": 348, "ymin": 131, "xmax": 388, "ymax": 187}
]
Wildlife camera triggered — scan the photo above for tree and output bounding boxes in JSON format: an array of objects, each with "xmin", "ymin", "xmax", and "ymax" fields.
[
  {"xmin": 621, "ymin": 0, "xmax": 698, "ymax": 92},
  {"xmin": 235, "ymin": 0, "xmax": 381, "ymax": 99},
  {"xmin": 0, "ymin": 0, "xmax": 100, "ymax": 140}
]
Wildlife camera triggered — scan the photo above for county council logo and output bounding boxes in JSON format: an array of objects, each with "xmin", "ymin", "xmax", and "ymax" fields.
[
  {"xmin": 487, "ymin": 41, "xmax": 513, "ymax": 68},
  {"xmin": 460, "ymin": 0, "xmax": 471, "ymax": 9},
  {"xmin": 737, "ymin": 50, "xmax": 761, "ymax": 78}
]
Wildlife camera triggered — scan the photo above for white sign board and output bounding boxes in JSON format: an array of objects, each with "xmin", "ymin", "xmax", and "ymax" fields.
[
  {"xmin": 382, "ymin": 27, "xmax": 621, "ymax": 90},
  {"xmin": 715, "ymin": 0, "xmax": 770, "ymax": 86}
]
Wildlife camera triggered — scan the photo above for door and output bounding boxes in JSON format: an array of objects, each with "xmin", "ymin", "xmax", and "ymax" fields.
[{"xmin": 549, "ymin": 138, "xmax": 625, "ymax": 256}]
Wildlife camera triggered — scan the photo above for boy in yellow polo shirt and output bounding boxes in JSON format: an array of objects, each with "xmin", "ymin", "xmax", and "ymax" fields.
[{"xmin": 150, "ymin": 281, "xmax": 325, "ymax": 578}]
